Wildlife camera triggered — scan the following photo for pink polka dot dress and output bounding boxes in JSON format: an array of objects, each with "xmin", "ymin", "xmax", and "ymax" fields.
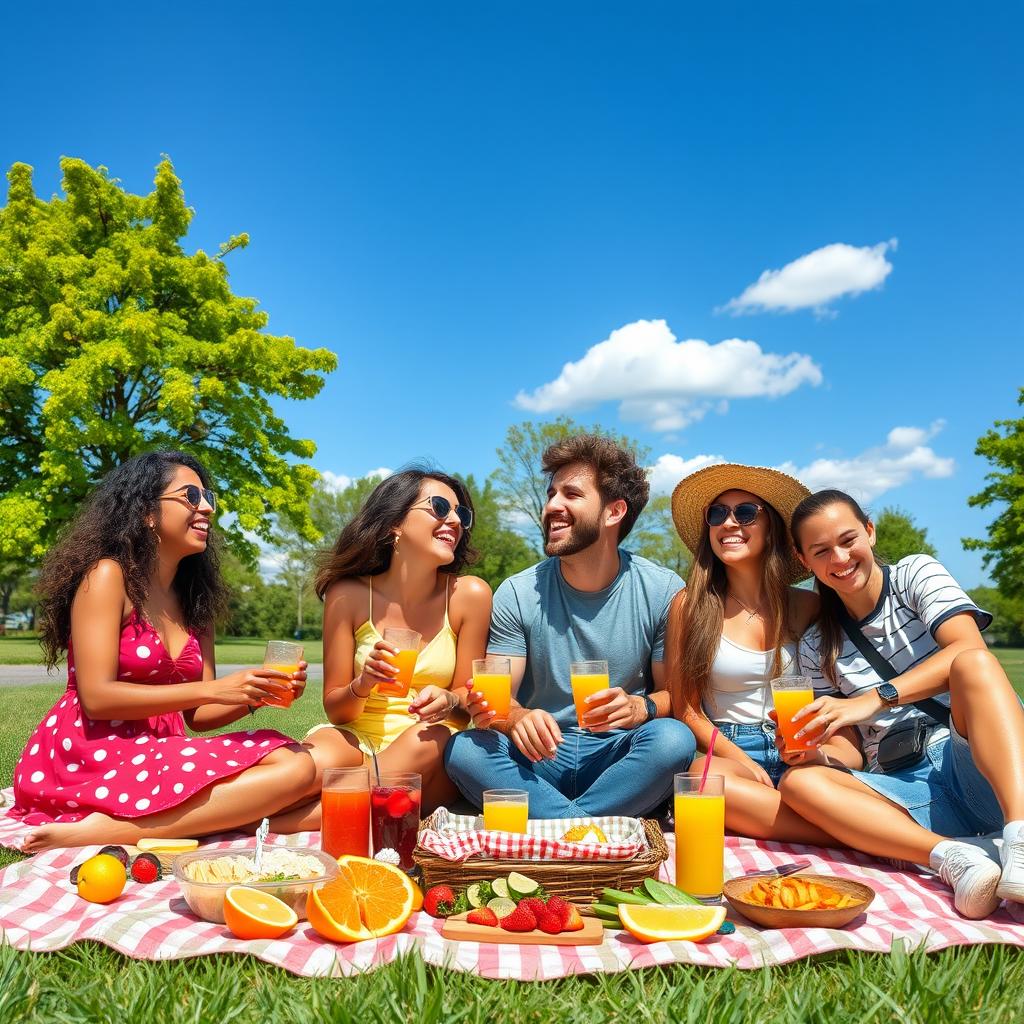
[{"xmin": 6, "ymin": 612, "xmax": 295, "ymax": 826}]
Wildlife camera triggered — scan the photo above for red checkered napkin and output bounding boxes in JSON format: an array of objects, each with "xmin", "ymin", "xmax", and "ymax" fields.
[{"xmin": 416, "ymin": 809, "xmax": 648, "ymax": 862}]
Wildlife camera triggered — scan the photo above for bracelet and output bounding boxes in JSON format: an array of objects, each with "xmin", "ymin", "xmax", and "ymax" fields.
[
  {"xmin": 350, "ymin": 679, "xmax": 373, "ymax": 700},
  {"xmin": 445, "ymin": 691, "xmax": 459, "ymax": 713}
]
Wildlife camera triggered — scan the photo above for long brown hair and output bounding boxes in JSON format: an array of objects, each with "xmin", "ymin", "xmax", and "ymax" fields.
[
  {"xmin": 314, "ymin": 468, "xmax": 477, "ymax": 599},
  {"xmin": 667, "ymin": 498, "xmax": 793, "ymax": 719},
  {"xmin": 790, "ymin": 489, "xmax": 883, "ymax": 687}
]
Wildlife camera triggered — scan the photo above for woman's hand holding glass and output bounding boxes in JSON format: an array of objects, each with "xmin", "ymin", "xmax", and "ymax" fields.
[
  {"xmin": 791, "ymin": 693, "xmax": 877, "ymax": 745},
  {"xmin": 465, "ymin": 679, "xmax": 497, "ymax": 729},
  {"xmin": 360, "ymin": 639, "xmax": 401, "ymax": 688},
  {"xmin": 208, "ymin": 668, "xmax": 294, "ymax": 708}
]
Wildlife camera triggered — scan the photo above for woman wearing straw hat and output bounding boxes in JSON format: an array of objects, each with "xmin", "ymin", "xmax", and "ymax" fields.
[{"xmin": 665, "ymin": 463, "xmax": 863, "ymax": 842}]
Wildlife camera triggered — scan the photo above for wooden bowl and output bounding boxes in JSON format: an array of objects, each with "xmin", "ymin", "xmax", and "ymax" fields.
[{"xmin": 723, "ymin": 873, "xmax": 875, "ymax": 930}]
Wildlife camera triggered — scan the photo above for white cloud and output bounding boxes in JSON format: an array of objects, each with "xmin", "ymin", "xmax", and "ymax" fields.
[
  {"xmin": 319, "ymin": 467, "xmax": 392, "ymax": 493},
  {"xmin": 777, "ymin": 421, "xmax": 953, "ymax": 503},
  {"xmin": 720, "ymin": 239, "xmax": 897, "ymax": 316},
  {"xmin": 648, "ymin": 453, "xmax": 727, "ymax": 496},
  {"xmin": 514, "ymin": 319, "xmax": 822, "ymax": 433}
]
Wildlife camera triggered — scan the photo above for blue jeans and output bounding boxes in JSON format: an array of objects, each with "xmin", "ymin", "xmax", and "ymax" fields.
[
  {"xmin": 713, "ymin": 720, "xmax": 786, "ymax": 786},
  {"xmin": 443, "ymin": 719, "xmax": 696, "ymax": 818}
]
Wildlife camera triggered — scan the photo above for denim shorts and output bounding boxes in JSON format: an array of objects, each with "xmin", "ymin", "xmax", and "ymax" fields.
[
  {"xmin": 712, "ymin": 721, "xmax": 786, "ymax": 786},
  {"xmin": 850, "ymin": 721, "xmax": 1003, "ymax": 837}
]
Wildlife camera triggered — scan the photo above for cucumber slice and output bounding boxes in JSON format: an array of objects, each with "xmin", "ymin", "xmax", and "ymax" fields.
[
  {"xmin": 506, "ymin": 872, "xmax": 542, "ymax": 901},
  {"xmin": 590, "ymin": 902, "xmax": 622, "ymax": 921},
  {"xmin": 601, "ymin": 887, "xmax": 652, "ymax": 906},
  {"xmin": 486, "ymin": 897, "xmax": 517, "ymax": 919},
  {"xmin": 467, "ymin": 883, "xmax": 488, "ymax": 909},
  {"xmin": 490, "ymin": 878, "xmax": 510, "ymax": 899},
  {"xmin": 643, "ymin": 878, "xmax": 701, "ymax": 906}
]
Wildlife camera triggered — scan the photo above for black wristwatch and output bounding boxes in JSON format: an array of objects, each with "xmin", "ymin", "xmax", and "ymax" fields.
[
  {"xmin": 875, "ymin": 683, "xmax": 900, "ymax": 709},
  {"xmin": 641, "ymin": 694, "xmax": 658, "ymax": 722}
]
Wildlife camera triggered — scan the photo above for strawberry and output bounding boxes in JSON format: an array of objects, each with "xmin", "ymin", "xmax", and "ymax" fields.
[
  {"xmin": 423, "ymin": 885, "xmax": 466, "ymax": 918},
  {"xmin": 385, "ymin": 790, "xmax": 415, "ymax": 818},
  {"xmin": 466, "ymin": 907, "xmax": 499, "ymax": 927},
  {"xmin": 519, "ymin": 897, "xmax": 547, "ymax": 916},
  {"xmin": 128, "ymin": 852, "xmax": 162, "ymax": 883},
  {"xmin": 561, "ymin": 903, "xmax": 585, "ymax": 932},
  {"xmin": 535, "ymin": 908, "xmax": 563, "ymax": 934},
  {"xmin": 545, "ymin": 895, "xmax": 570, "ymax": 924},
  {"xmin": 499, "ymin": 904, "xmax": 538, "ymax": 932}
]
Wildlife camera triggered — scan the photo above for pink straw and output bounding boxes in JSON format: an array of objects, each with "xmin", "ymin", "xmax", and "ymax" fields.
[{"xmin": 698, "ymin": 727, "xmax": 719, "ymax": 793}]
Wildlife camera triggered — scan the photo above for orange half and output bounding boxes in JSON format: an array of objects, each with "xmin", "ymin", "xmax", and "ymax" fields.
[
  {"xmin": 306, "ymin": 856, "xmax": 415, "ymax": 943},
  {"xmin": 224, "ymin": 885, "xmax": 298, "ymax": 940}
]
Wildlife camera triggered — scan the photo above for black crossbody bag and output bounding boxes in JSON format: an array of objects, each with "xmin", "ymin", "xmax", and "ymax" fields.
[{"xmin": 837, "ymin": 608, "xmax": 951, "ymax": 773}]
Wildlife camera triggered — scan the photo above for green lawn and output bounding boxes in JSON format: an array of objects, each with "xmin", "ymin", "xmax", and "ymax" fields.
[{"xmin": 2, "ymin": 655, "xmax": 1024, "ymax": 1019}]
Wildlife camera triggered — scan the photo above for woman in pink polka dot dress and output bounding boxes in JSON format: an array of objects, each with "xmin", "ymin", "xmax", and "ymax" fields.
[{"xmin": 9, "ymin": 452, "xmax": 319, "ymax": 851}]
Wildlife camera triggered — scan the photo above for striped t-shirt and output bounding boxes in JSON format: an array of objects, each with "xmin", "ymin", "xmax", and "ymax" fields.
[{"xmin": 797, "ymin": 555, "xmax": 991, "ymax": 769}]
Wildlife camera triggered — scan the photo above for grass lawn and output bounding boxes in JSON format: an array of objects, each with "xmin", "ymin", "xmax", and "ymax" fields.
[{"xmin": 2, "ymin": 657, "xmax": 1024, "ymax": 1019}]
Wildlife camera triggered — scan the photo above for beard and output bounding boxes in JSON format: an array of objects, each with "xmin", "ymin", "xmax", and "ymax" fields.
[{"xmin": 543, "ymin": 511, "xmax": 602, "ymax": 557}]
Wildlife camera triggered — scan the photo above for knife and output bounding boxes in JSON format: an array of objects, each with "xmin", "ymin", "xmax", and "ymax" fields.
[{"xmin": 735, "ymin": 859, "xmax": 812, "ymax": 880}]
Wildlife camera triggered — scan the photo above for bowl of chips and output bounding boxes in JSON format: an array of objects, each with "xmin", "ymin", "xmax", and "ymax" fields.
[{"xmin": 722, "ymin": 873, "xmax": 874, "ymax": 929}]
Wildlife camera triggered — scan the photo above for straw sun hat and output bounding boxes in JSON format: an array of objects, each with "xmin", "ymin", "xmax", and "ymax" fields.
[{"xmin": 671, "ymin": 463, "xmax": 812, "ymax": 583}]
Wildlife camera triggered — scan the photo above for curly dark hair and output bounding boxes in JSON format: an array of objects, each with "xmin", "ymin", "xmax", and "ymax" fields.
[
  {"xmin": 314, "ymin": 468, "xmax": 478, "ymax": 599},
  {"xmin": 36, "ymin": 450, "xmax": 226, "ymax": 668},
  {"xmin": 541, "ymin": 433, "xmax": 650, "ymax": 540}
]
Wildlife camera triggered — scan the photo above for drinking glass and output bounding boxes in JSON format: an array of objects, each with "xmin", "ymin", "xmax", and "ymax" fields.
[
  {"xmin": 377, "ymin": 627, "xmax": 422, "ymax": 697},
  {"xmin": 674, "ymin": 773, "xmax": 725, "ymax": 900},
  {"xmin": 370, "ymin": 771, "xmax": 422, "ymax": 871},
  {"xmin": 570, "ymin": 660, "xmax": 609, "ymax": 729},
  {"xmin": 482, "ymin": 789, "xmax": 529, "ymax": 833},
  {"xmin": 770, "ymin": 675, "xmax": 819, "ymax": 752},
  {"xmin": 471, "ymin": 657, "xmax": 512, "ymax": 721},
  {"xmin": 261, "ymin": 640, "xmax": 303, "ymax": 707},
  {"xmin": 321, "ymin": 766, "xmax": 370, "ymax": 858}
]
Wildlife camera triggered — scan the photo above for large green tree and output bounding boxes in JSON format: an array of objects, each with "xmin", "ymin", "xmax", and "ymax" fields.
[
  {"xmin": 967, "ymin": 586, "xmax": 1024, "ymax": 648},
  {"xmin": 491, "ymin": 417, "xmax": 651, "ymax": 544},
  {"xmin": 964, "ymin": 388, "xmax": 1024, "ymax": 597},
  {"xmin": 873, "ymin": 506, "xmax": 937, "ymax": 565},
  {"xmin": 0, "ymin": 157, "xmax": 337, "ymax": 567},
  {"xmin": 626, "ymin": 494, "xmax": 692, "ymax": 577}
]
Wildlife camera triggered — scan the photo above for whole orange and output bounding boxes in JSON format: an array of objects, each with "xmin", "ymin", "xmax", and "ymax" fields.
[{"xmin": 76, "ymin": 853, "xmax": 127, "ymax": 904}]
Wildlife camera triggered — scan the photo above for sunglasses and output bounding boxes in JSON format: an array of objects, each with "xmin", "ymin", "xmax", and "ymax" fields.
[
  {"xmin": 705, "ymin": 501, "xmax": 763, "ymax": 527},
  {"xmin": 160, "ymin": 484, "xmax": 217, "ymax": 512},
  {"xmin": 412, "ymin": 495, "xmax": 473, "ymax": 531}
]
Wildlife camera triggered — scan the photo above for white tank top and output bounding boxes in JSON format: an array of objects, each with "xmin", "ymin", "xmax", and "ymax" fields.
[{"xmin": 702, "ymin": 634, "xmax": 796, "ymax": 725}]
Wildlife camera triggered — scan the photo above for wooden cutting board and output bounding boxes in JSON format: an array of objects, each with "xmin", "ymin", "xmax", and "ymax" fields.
[{"xmin": 441, "ymin": 912, "xmax": 605, "ymax": 946}]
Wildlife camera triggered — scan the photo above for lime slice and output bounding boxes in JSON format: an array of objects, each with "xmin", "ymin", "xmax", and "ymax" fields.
[
  {"xmin": 507, "ymin": 872, "xmax": 542, "ymax": 901},
  {"xmin": 467, "ymin": 883, "xmax": 488, "ymax": 909},
  {"xmin": 490, "ymin": 878, "xmax": 510, "ymax": 899},
  {"xmin": 486, "ymin": 897, "xmax": 517, "ymax": 919}
]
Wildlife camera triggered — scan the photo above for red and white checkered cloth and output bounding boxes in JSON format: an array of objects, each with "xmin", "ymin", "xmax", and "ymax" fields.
[
  {"xmin": 416, "ymin": 810, "xmax": 647, "ymax": 862},
  {"xmin": 3, "ymin": 789, "xmax": 1024, "ymax": 980}
]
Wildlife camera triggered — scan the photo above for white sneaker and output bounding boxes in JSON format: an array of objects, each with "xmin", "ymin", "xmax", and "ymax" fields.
[
  {"xmin": 929, "ymin": 840, "xmax": 1001, "ymax": 919},
  {"xmin": 997, "ymin": 822, "xmax": 1024, "ymax": 903}
]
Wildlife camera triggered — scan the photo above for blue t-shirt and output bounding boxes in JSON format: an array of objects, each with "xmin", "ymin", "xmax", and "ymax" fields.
[{"xmin": 487, "ymin": 551, "xmax": 685, "ymax": 729}]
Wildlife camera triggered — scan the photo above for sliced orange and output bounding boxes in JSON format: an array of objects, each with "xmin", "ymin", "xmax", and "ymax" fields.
[
  {"xmin": 306, "ymin": 856, "xmax": 415, "ymax": 943},
  {"xmin": 224, "ymin": 885, "xmax": 298, "ymax": 940},
  {"xmin": 409, "ymin": 878, "xmax": 424, "ymax": 913},
  {"xmin": 618, "ymin": 904, "xmax": 726, "ymax": 944}
]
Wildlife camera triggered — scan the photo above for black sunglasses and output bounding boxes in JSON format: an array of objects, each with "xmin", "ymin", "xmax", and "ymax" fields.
[
  {"xmin": 706, "ymin": 501, "xmax": 762, "ymax": 527},
  {"xmin": 160, "ymin": 484, "xmax": 217, "ymax": 512},
  {"xmin": 413, "ymin": 495, "xmax": 473, "ymax": 531}
]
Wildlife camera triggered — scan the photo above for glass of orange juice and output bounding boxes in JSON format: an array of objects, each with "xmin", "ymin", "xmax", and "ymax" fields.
[
  {"xmin": 570, "ymin": 660, "xmax": 609, "ymax": 729},
  {"xmin": 674, "ymin": 772, "xmax": 725, "ymax": 900},
  {"xmin": 482, "ymin": 789, "xmax": 529, "ymax": 833},
  {"xmin": 261, "ymin": 640, "xmax": 303, "ymax": 707},
  {"xmin": 471, "ymin": 657, "xmax": 512, "ymax": 722},
  {"xmin": 377, "ymin": 627, "xmax": 421, "ymax": 697},
  {"xmin": 770, "ymin": 675, "xmax": 820, "ymax": 752},
  {"xmin": 321, "ymin": 766, "xmax": 370, "ymax": 858}
]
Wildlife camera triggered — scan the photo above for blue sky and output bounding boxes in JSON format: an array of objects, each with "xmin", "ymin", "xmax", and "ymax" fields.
[{"xmin": 3, "ymin": 2, "xmax": 1021, "ymax": 584}]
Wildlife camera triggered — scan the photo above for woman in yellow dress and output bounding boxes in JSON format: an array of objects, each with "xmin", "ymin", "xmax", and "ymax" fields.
[{"xmin": 305, "ymin": 469, "xmax": 491, "ymax": 812}]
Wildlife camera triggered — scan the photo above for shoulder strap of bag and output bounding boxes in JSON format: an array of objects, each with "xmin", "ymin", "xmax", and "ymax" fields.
[{"xmin": 836, "ymin": 605, "xmax": 951, "ymax": 727}]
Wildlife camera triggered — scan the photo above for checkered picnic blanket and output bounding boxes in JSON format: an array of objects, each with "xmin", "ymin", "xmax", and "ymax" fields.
[
  {"xmin": 3, "ymin": 789, "xmax": 1024, "ymax": 979},
  {"xmin": 417, "ymin": 810, "xmax": 647, "ymax": 861}
]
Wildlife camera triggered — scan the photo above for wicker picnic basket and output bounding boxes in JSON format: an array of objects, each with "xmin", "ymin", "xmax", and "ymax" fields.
[{"xmin": 412, "ymin": 812, "xmax": 669, "ymax": 904}]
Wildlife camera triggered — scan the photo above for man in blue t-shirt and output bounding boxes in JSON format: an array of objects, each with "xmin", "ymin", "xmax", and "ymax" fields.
[{"xmin": 444, "ymin": 434, "xmax": 696, "ymax": 817}]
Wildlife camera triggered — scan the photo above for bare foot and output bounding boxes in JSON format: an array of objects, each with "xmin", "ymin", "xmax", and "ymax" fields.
[{"xmin": 23, "ymin": 812, "xmax": 134, "ymax": 853}]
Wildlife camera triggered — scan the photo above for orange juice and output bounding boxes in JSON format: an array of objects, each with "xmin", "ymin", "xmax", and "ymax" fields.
[
  {"xmin": 674, "ymin": 793, "xmax": 725, "ymax": 898},
  {"xmin": 377, "ymin": 649, "xmax": 419, "ymax": 697},
  {"xmin": 260, "ymin": 663, "xmax": 297, "ymax": 707},
  {"xmin": 570, "ymin": 673, "xmax": 609, "ymax": 728},
  {"xmin": 472, "ymin": 673, "xmax": 512, "ymax": 720},
  {"xmin": 321, "ymin": 788, "xmax": 370, "ymax": 857},
  {"xmin": 772, "ymin": 687, "xmax": 817, "ymax": 751},
  {"xmin": 483, "ymin": 800, "xmax": 528, "ymax": 833}
]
